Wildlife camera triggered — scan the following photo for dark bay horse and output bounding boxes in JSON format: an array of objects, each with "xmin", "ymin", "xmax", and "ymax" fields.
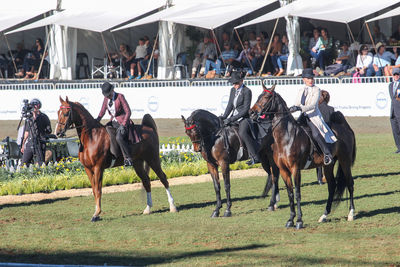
[
  {"xmin": 182, "ymin": 109, "xmax": 280, "ymax": 217},
  {"xmin": 55, "ymin": 97, "xmax": 177, "ymax": 221},
  {"xmin": 250, "ymin": 86, "xmax": 356, "ymax": 229}
]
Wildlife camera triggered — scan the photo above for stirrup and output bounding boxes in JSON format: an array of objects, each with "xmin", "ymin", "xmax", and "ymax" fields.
[
  {"xmin": 324, "ymin": 155, "xmax": 332, "ymax": 165},
  {"xmin": 246, "ymin": 157, "xmax": 260, "ymax": 166},
  {"xmin": 124, "ymin": 158, "xmax": 133, "ymax": 167}
]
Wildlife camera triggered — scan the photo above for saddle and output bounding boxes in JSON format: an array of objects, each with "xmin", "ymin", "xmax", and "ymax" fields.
[
  {"xmin": 217, "ymin": 123, "xmax": 248, "ymax": 162},
  {"xmin": 106, "ymin": 121, "xmax": 142, "ymax": 159}
]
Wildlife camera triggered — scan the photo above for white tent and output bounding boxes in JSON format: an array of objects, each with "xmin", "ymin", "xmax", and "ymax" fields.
[
  {"xmin": 114, "ymin": 0, "xmax": 277, "ymax": 31},
  {"xmin": 367, "ymin": 6, "xmax": 400, "ymax": 22},
  {"xmin": 236, "ymin": 0, "xmax": 400, "ymax": 28},
  {"xmin": 0, "ymin": 0, "xmax": 55, "ymax": 32}
]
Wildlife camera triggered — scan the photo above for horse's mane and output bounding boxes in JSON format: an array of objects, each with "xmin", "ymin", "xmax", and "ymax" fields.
[
  {"xmin": 69, "ymin": 101, "xmax": 101, "ymax": 129},
  {"xmin": 187, "ymin": 109, "xmax": 220, "ymax": 135}
]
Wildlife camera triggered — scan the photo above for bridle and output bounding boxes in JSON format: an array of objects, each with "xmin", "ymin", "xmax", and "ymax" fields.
[
  {"xmin": 57, "ymin": 105, "xmax": 84, "ymax": 136},
  {"xmin": 185, "ymin": 123, "xmax": 202, "ymax": 144}
]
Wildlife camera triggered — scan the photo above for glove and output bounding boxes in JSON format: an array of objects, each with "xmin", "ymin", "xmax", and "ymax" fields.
[
  {"xmin": 289, "ymin": 106, "xmax": 301, "ymax": 113},
  {"xmin": 223, "ymin": 118, "xmax": 230, "ymax": 127},
  {"xmin": 117, "ymin": 125, "xmax": 127, "ymax": 136}
]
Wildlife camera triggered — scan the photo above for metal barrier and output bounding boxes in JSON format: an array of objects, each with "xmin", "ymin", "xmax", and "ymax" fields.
[
  {"xmin": 341, "ymin": 76, "xmax": 392, "ymax": 84},
  {"xmin": 0, "ymin": 83, "xmax": 54, "ymax": 90},
  {"xmin": 120, "ymin": 80, "xmax": 190, "ymax": 88},
  {"xmin": 54, "ymin": 82, "xmax": 120, "ymax": 90}
]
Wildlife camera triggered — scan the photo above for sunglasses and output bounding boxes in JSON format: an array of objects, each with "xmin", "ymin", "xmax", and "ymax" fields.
[{"xmin": 394, "ymin": 73, "xmax": 400, "ymax": 76}]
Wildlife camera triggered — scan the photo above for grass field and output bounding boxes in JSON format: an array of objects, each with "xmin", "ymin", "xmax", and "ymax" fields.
[{"xmin": 0, "ymin": 117, "xmax": 399, "ymax": 266}]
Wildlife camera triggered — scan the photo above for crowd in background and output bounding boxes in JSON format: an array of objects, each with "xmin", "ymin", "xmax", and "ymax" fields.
[{"xmin": 0, "ymin": 23, "xmax": 400, "ymax": 80}]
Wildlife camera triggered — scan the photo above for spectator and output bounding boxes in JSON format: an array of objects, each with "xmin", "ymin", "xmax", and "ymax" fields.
[
  {"xmin": 372, "ymin": 25, "xmax": 387, "ymax": 44},
  {"xmin": 203, "ymin": 39, "xmax": 221, "ymax": 77},
  {"xmin": 321, "ymin": 42, "xmax": 352, "ymax": 77},
  {"xmin": 216, "ymin": 43, "xmax": 239, "ymax": 77},
  {"xmin": 310, "ymin": 28, "xmax": 333, "ymax": 71},
  {"xmin": 191, "ymin": 36, "xmax": 216, "ymax": 78},
  {"xmin": 355, "ymin": 44, "xmax": 374, "ymax": 77},
  {"xmin": 16, "ymin": 38, "xmax": 47, "ymax": 79},
  {"xmin": 131, "ymin": 38, "xmax": 148, "ymax": 79},
  {"xmin": 390, "ymin": 25, "xmax": 400, "ymax": 44},
  {"xmin": 308, "ymin": 28, "xmax": 320, "ymax": 54},
  {"xmin": 220, "ymin": 31, "xmax": 230, "ymax": 49},
  {"xmin": 235, "ymin": 41, "xmax": 255, "ymax": 76},
  {"xmin": 270, "ymin": 33, "xmax": 283, "ymax": 75},
  {"xmin": 248, "ymin": 31, "xmax": 257, "ymax": 48},
  {"xmin": 300, "ymin": 30, "xmax": 312, "ymax": 68},
  {"xmin": 139, "ymin": 36, "xmax": 156, "ymax": 79},
  {"xmin": 112, "ymin": 44, "xmax": 134, "ymax": 79},
  {"xmin": 389, "ymin": 68, "xmax": 400, "ymax": 154},
  {"xmin": 251, "ymin": 35, "xmax": 266, "ymax": 74},
  {"xmin": 372, "ymin": 42, "xmax": 397, "ymax": 76},
  {"xmin": 386, "ymin": 48, "xmax": 400, "ymax": 76},
  {"xmin": 272, "ymin": 34, "xmax": 289, "ymax": 76}
]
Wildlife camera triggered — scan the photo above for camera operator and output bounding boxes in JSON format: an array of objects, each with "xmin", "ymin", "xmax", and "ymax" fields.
[{"xmin": 20, "ymin": 98, "xmax": 51, "ymax": 166}]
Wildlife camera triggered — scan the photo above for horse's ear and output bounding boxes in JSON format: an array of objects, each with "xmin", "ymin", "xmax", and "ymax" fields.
[
  {"xmin": 59, "ymin": 96, "xmax": 64, "ymax": 103},
  {"xmin": 181, "ymin": 115, "xmax": 186, "ymax": 123},
  {"xmin": 66, "ymin": 96, "xmax": 69, "ymax": 103},
  {"xmin": 271, "ymin": 84, "xmax": 276, "ymax": 92},
  {"xmin": 261, "ymin": 81, "xmax": 267, "ymax": 91}
]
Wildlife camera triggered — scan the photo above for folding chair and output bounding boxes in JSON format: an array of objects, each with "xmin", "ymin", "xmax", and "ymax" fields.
[{"xmin": 91, "ymin": 57, "xmax": 122, "ymax": 79}]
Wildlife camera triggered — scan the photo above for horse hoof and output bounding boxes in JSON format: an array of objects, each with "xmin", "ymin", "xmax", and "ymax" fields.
[
  {"xmin": 296, "ymin": 221, "xmax": 304, "ymax": 229},
  {"xmin": 143, "ymin": 206, "xmax": 151, "ymax": 215},
  {"xmin": 347, "ymin": 209, "xmax": 355, "ymax": 221},
  {"xmin": 91, "ymin": 216, "xmax": 101, "ymax": 222},
  {"xmin": 285, "ymin": 220, "xmax": 294, "ymax": 228},
  {"xmin": 223, "ymin": 210, "xmax": 232, "ymax": 217},
  {"xmin": 211, "ymin": 211, "xmax": 220, "ymax": 218},
  {"xmin": 274, "ymin": 204, "xmax": 279, "ymax": 210},
  {"xmin": 170, "ymin": 205, "xmax": 178, "ymax": 213},
  {"xmin": 318, "ymin": 214, "xmax": 327, "ymax": 223},
  {"xmin": 268, "ymin": 206, "xmax": 275, "ymax": 211}
]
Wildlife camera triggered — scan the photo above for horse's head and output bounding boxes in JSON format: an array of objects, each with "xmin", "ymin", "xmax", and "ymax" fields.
[
  {"xmin": 182, "ymin": 115, "xmax": 202, "ymax": 152},
  {"xmin": 55, "ymin": 96, "xmax": 73, "ymax": 137},
  {"xmin": 250, "ymin": 84, "xmax": 276, "ymax": 120}
]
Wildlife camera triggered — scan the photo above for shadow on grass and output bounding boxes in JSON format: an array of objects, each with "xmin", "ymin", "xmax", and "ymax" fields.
[
  {"xmin": 0, "ymin": 244, "xmax": 269, "ymax": 266},
  {"xmin": 356, "ymin": 206, "xmax": 400, "ymax": 219},
  {"xmin": 0, "ymin": 197, "xmax": 70, "ymax": 210},
  {"xmin": 353, "ymin": 171, "xmax": 400, "ymax": 179}
]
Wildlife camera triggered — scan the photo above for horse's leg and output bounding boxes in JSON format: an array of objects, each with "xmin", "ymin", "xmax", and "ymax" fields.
[
  {"xmin": 260, "ymin": 155, "xmax": 272, "ymax": 198},
  {"xmin": 220, "ymin": 160, "xmax": 232, "ymax": 217},
  {"xmin": 133, "ymin": 159, "xmax": 153, "ymax": 215},
  {"xmin": 293, "ymin": 168, "xmax": 304, "ymax": 229},
  {"xmin": 341, "ymin": 162, "xmax": 355, "ymax": 221},
  {"xmin": 267, "ymin": 165, "xmax": 281, "ymax": 211},
  {"xmin": 207, "ymin": 162, "xmax": 222, "ymax": 218},
  {"xmin": 319, "ymin": 164, "xmax": 335, "ymax": 223},
  {"xmin": 280, "ymin": 167, "xmax": 296, "ymax": 228},
  {"xmin": 90, "ymin": 166, "xmax": 104, "ymax": 222},
  {"xmin": 147, "ymin": 158, "xmax": 178, "ymax": 213},
  {"xmin": 84, "ymin": 167, "xmax": 100, "ymax": 222}
]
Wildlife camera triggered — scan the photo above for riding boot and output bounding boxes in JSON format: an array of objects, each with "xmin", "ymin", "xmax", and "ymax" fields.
[
  {"xmin": 239, "ymin": 120, "xmax": 260, "ymax": 165},
  {"xmin": 308, "ymin": 122, "xmax": 333, "ymax": 165},
  {"xmin": 116, "ymin": 130, "xmax": 133, "ymax": 166}
]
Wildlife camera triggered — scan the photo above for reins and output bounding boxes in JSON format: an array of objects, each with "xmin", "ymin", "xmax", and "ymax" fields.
[{"xmin": 58, "ymin": 105, "xmax": 86, "ymax": 136}]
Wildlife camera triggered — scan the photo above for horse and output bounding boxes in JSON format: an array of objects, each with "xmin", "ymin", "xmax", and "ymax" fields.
[
  {"xmin": 250, "ymin": 85, "xmax": 356, "ymax": 229},
  {"xmin": 55, "ymin": 97, "xmax": 177, "ymax": 222},
  {"xmin": 182, "ymin": 109, "xmax": 280, "ymax": 217}
]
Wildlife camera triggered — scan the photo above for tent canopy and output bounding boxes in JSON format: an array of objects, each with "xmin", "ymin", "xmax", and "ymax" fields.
[
  {"xmin": 0, "ymin": 0, "xmax": 55, "ymax": 32},
  {"xmin": 113, "ymin": 0, "xmax": 277, "ymax": 31},
  {"xmin": 6, "ymin": 0, "xmax": 166, "ymax": 34},
  {"xmin": 236, "ymin": 0, "xmax": 399, "ymax": 28},
  {"xmin": 367, "ymin": 6, "xmax": 400, "ymax": 22}
]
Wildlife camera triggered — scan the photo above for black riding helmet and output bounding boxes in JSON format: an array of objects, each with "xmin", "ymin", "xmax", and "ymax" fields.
[{"xmin": 30, "ymin": 98, "xmax": 42, "ymax": 109}]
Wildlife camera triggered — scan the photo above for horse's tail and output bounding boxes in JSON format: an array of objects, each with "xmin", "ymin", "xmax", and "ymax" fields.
[
  {"xmin": 331, "ymin": 110, "xmax": 356, "ymax": 166},
  {"xmin": 332, "ymin": 163, "xmax": 347, "ymax": 208},
  {"xmin": 142, "ymin": 113, "xmax": 158, "ymax": 140}
]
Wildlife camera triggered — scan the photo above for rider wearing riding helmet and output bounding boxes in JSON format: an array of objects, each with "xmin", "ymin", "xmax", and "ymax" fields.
[
  {"xmin": 21, "ymin": 98, "xmax": 52, "ymax": 166},
  {"xmin": 220, "ymin": 71, "xmax": 261, "ymax": 165},
  {"xmin": 289, "ymin": 68, "xmax": 337, "ymax": 165},
  {"xmin": 96, "ymin": 81, "xmax": 133, "ymax": 167}
]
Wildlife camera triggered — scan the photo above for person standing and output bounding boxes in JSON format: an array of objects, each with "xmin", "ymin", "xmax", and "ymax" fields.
[
  {"xmin": 96, "ymin": 82, "xmax": 133, "ymax": 166},
  {"xmin": 389, "ymin": 68, "xmax": 400, "ymax": 153},
  {"xmin": 21, "ymin": 98, "xmax": 51, "ymax": 166},
  {"xmin": 289, "ymin": 68, "xmax": 337, "ymax": 165}
]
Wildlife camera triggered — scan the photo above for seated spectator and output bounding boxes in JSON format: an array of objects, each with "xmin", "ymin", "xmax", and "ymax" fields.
[
  {"xmin": 310, "ymin": 28, "xmax": 333, "ymax": 71},
  {"xmin": 373, "ymin": 42, "xmax": 397, "ymax": 76},
  {"xmin": 321, "ymin": 42, "xmax": 351, "ymax": 76},
  {"xmin": 270, "ymin": 33, "xmax": 283, "ymax": 75},
  {"xmin": 300, "ymin": 30, "xmax": 312, "ymax": 68},
  {"xmin": 192, "ymin": 36, "xmax": 217, "ymax": 78},
  {"xmin": 372, "ymin": 25, "xmax": 387, "ymax": 44},
  {"xmin": 235, "ymin": 41, "xmax": 255, "ymax": 76},
  {"xmin": 385, "ymin": 47, "xmax": 400, "ymax": 76},
  {"xmin": 215, "ymin": 43, "xmax": 239, "ymax": 77},
  {"xmin": 390, "ymin": 25, "xmax": 400, "ymax": 44},
  {"xmin": 112, "ymin": 43, "xmax": 134, "ymax": 78},
  {"xmin": 15, "ymin": 38, "xmax": 47, "ymax": 79},
  {"xmin": 251, "ymin": 35, "xmax": 266, "ymax": 73},
  {"xmin": 248, "ymin": 31, "xmax": 257, "ymax": 48},
  {"xmin": 355, "ymin": 44, "xmax": 374, "ymax": 77},
  {"xmin": 139, "ymin": 36, "xmax": 156, "ymax": 79},
  {"xmin": 219, "ymin": 31, "xmax": 230, "ymax": 49},
  {"xmin": 271, "ymin": 34, "xmax": 289, "ymax": 76},
  {"xmin": 308, "ymin": 28, "xmax": 320, "ymax": 61},
  {"xmin": 131, "ymin": 38, "xmax": 148, "ymax": 80}
]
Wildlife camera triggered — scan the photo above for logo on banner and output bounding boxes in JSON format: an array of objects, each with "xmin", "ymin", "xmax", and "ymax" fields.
[
  {"xmin": 221, "ymin": 95, "xmax": 229, "ymax": 110},
  {"xmin": 79, "ymin": 97, "xmax": 89, "ymax": 109},
  {"xmin": 375, "ymin": 91, "xmax": 387, "ymax": 109},
  {"xmin": 148, "ymin": 96, "xmax": 159, "ymax": 112}
]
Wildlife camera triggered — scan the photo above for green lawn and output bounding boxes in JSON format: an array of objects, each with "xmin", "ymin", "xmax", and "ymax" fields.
[{"xmin": 0, "ymin": 132, "xmax": 399, "ymax": 266}]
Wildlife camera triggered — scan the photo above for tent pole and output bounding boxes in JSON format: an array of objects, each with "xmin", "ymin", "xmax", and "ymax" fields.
[
  {"xmin": 258, "ymin": 18, "xmax": 279, "ymax": 77},
  {"xmin": 345, "ymin": 23, "xmax": 357, "ymax": 66},
  {"xmin": 211, "ymin": 29, "xmax": 226, "ymax": 71},
  {"xmin": 145, "ymin": 32, "xmax": 159, "ymax": 77},
  {"xmin": 3, "ymin": 34, "xmax": 18, "ymax": 74},
  {"xmin": 365, "ymin": 22, "xmax": 383, "ymax": 69},
  {"xmin": 100, "ymin": 32, "xmax": 113, "ymax": 71},
  {"xmin": 234, "ymin": 28, "xmax": 255, "ymax": 75},
  {"xmin": 35, "ymin": 25, "xmax": 52, "ymax": 80}
]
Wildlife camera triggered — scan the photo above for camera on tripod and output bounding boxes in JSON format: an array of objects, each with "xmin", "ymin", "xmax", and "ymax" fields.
[{"xmin": 21, "ymin": 99, "xmax": 34, "ymax": 118}]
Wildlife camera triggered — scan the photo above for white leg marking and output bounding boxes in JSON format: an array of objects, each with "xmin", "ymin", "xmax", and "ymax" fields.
[
  {"xmin": 318, "ymin": 214, "xmax": 328, "ymax": 223},
  {"xmin": 348, "ymin": 209, "xmax": 355, "ymax": 221},
  {"xmin": 143, "ymin": 192, "xmax": 152, "ymax": 215},
  {"xmin": 166, "ymin": 188, "xmax": 178, "ymax": 213}
]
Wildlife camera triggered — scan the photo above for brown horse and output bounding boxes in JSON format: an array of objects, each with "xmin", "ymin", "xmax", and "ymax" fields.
[
  {"xmin": 55, "ymin": 97, "xmax": 177, "ymax": 222},
  {"xmin": 182, "ymin": 109, "xmax": 280, "ymax": 217},
  {"xmin": 250, "ymin": 86, "xmax": 356, "ymax": 229}
]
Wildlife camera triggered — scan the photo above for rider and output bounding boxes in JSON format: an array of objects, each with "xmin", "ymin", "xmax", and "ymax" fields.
[
  {"xmin": 220, "ymin": 71, "xmax": 260, "ymax": 165},
  {"xmin": 21, "ymin": 98, "xmax": 52, "ymax": 166},
  {"xmin": 96, "ymin": 81, "xmax": 133, "ymax": 167},
  {"xmin": 289, "ymin": 68, "xmax": 337, "ymax": 165}
]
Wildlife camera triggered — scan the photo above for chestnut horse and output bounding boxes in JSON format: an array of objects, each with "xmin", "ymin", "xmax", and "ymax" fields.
[
  {"xmin": 182, "ymin": 109, "xmax": 280, "ymax": 217},
  {"xmin": 250, "ymin": 86, "xmax": 356, "ymax": 229},
  {"xmin": 55, "ymin": 97, "xmax": 177, "ymax": 222}
]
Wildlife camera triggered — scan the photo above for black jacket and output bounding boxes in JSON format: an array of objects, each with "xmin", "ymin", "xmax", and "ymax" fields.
[
  {"xmin": 222, "ymin": 85, "xmax": 252, "ymax": 123},
  {"xmin": 389, "ymin": 81, "xmax": 400, "ymax": 119}
]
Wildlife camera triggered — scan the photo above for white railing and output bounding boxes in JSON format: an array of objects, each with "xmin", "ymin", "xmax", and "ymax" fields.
[{"xmin": 160, "ymin": 143, "xmax": 194, "ymax": 154}]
